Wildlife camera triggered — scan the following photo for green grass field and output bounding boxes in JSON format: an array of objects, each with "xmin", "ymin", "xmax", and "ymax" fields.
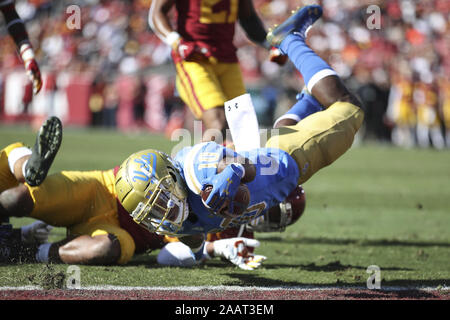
[{"xmin": 0, "ymin": 124, "xmax": 449, "ymax": 289}]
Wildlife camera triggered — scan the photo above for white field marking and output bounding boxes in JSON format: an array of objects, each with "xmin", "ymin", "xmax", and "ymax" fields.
[{"xmin": 0, "ymin": 285, "xmax": 448, "ymax": 291}]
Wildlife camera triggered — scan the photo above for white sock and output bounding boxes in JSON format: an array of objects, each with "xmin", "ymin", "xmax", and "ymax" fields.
[
  {"xmin": 224, "ymin": 93, "xmax": 261, "ymax": 152},
  {"xmin": 7, "ymin": 147, "xmax": 32, "ymax": 176}
]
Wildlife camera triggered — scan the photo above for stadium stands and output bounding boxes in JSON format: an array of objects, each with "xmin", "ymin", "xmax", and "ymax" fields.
[{"xmin": 0, "ymin": 0, "xmax": 449, "ymax": 147}]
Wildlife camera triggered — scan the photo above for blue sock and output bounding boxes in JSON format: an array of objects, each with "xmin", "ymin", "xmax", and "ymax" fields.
[
  {"xmin": 275, "ymin": 91, "xmax": 323, "ymax": 125},
  {"xmin": 280, "ymin": 33, "xmax": 336, "ymax": 92},
  {"xmin": 289, "ymin": 92, "xmax": 323, "ymax": 119}
]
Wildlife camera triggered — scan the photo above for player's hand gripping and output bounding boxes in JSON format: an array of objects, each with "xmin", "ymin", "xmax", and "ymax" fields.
[
  {"xmin": 172, "ymin": 37, "xmax": 196, "ymax": 60},
  {"xmin": 201, "ymin": 163, "xmax": 245, "ymax": 214},
  {"xmin": 19, "ymin": 43, "xmax": 42, "ymax": 95},
  {"xmin": 170, "ymin": 35, "xmax": 217, "ymax": 63},
  {"xmin": 212, "ymin": 237, "xmax": 267, "ymax": 270}
]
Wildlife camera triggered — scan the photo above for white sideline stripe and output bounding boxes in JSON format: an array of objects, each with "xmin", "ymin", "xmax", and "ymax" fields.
[{"xmin": 0, "ymin": 285, "xmax": 448, "ymax": 291}]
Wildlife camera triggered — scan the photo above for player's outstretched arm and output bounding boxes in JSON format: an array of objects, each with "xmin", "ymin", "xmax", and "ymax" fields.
[
  {"xmin": 51, "ymin": 234, "xmax": 121, "ymax": 265},
  {"xmin": 157, "ymin": 237, "xmax": 266, "ymax": 270},
  {"xmin": 238, "ymin": 0, "xmax": 288, "ymax": 65},
  {"xmin": 1, "ymin": 224, "xmax": 121, "ymax": 265},
  {"xmin": 238, "ymin": 0, "xmax": 269, "ymax": 48},
  {"xmin": 0, "ymin": 0, "xmax": 42, "ymax": 94}
]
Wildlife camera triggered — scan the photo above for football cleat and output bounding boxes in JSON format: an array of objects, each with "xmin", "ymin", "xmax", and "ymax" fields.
[
  {"xmin": 25, "ymin": 116, "xmax": 63, "ymax": 186},
  {"xmin": 115, "ymin": 149, "xmax": 189, "ymax": 236},
  {"xmin": 266, "ymin": 5, "xmax": 323, "ymax": 47}
]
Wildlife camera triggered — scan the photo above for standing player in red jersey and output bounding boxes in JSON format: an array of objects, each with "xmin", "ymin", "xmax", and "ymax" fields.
[
  {"xmin": 149, "ymin": 0, "xmax": 286, "ymax": 141},
  {"xmin": 0, "ymin": 0, "xmax": 42, "ymax": 95}
]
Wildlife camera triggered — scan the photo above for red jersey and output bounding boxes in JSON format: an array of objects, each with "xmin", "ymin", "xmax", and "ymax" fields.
[{"xmin": 175, "ymin": 0, "xmax": 240, "ymax": 62}]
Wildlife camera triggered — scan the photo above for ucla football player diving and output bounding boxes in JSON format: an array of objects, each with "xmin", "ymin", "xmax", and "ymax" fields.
[{"xmin": 115, "ymin": 5, "xmax": 363, "ymax": 267}]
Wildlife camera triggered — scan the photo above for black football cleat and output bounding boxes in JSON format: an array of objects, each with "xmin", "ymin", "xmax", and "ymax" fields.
[
  {"xmin": 25, "ymin": 116, "xmax": 63, "ymax": 186},
  {"xmin": 266, "ymin": 5, "xmax": 323, "ymax": 47}
]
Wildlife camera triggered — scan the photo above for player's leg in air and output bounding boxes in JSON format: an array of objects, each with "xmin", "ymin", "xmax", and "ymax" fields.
[
  {"xmin": 24, "ymin": 116, "xmax": 63, "ymax": 186},
  {"xmin": 266, "ymin": 5, "xmax": 364, "ymax": 184},
  {"xmin": 273, "ymin": 90, "xmax": 323, "ymax": 128},
  {"xmin": 0, "ymin": 117, "xmax": 62, "ymax": 262},
  {"xmin": 0, "ymin": 116, "xmax": 62, "ymax": 220}
]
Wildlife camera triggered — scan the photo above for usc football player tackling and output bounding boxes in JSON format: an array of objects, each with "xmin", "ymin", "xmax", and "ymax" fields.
[{"xmin": 149, "ymin": 0, "xmax": 286, "ymax": 141}]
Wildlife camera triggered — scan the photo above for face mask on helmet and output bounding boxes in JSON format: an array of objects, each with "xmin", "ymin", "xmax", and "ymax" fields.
[
  {"xmin": 247, "ymin": 185, "xmax": 306, "ymax": 232},
  {"xmin": 115, "ymin": 149, "xmax": 189, "ymax": 235},
  {"xmin": 131, "ymin": 176, "xmax": 189, "ymax": 234}
]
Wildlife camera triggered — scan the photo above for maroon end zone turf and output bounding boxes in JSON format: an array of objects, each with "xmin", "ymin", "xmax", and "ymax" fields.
[{"xmin": 0, "ymin": 288, "xmax": 448, "ymax": 300}]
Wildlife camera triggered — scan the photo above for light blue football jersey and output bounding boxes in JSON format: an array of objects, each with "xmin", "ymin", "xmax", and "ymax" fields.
[{"xmin": 172, "ymin": 142, "xmax": 299, "ymax": 235}]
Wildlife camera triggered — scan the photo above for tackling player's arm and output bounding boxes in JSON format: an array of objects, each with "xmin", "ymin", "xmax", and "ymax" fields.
[
  {"xmin": 0, "ymin": 0, "xmax": 30, "ymax": 48},
  {"xmin": 238, "ymin": 0, "xmax": 269, "ymax": 49},
  {"xmin": 0, "ymin": 0, "xmax": 42, "ymax": 94},
  {"xmin": 0, "ymin": 185, "xmax": 121, "ymax": 264},
  {"xmin": 50, "ymin": 234, "xmax": 121, "ymax": 265},
  {"xmin": 238, "ymin": 0, "xmax": 287, "ymax": 65},
  {"xmin": 148, "ymin": 0, "xmax": 179, "ymax": 48}
]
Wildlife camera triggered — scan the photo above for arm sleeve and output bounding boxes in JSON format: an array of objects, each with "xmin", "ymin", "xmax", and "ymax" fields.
[
  {"xmin": 0, "ymin": 1, "xmax": 30, "ymax": 48},
  {"xmin": 238, "ymin": 0, "xmax": 269, "ymax": 49}
]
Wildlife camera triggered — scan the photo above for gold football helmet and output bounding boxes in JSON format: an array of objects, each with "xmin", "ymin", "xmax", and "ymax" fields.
[{"xmin": 115, "ymin": 149, "xmax": 189, "ymax": 235}]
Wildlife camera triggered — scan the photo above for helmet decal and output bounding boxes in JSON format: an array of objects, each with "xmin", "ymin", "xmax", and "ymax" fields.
[{"xmin": 132, "ymin": 152, "xmax": 158, "ymax": 182}]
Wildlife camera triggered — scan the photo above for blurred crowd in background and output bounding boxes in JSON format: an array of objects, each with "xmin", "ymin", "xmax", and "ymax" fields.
[{"xmin": 0, "ymin": 0, "xmax": 449, "ymax": 149}]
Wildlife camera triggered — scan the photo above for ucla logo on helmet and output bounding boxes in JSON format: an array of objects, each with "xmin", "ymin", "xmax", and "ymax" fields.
[{"xmin": 132, "ymin": 152, "xmax": 158, "ymax": 182}]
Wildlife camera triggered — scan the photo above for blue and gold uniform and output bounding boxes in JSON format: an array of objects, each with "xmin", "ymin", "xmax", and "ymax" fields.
[
  {"xmin": 169, "ymin": 99, "xmax": 363, "ymax": 236},
  {"xmin": 173, "ymin": 142, "xmax": 299, "ymax": 235}
]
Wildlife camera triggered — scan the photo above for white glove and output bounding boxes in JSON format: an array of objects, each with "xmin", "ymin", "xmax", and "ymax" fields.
[
  {"xmin": 212, "ymin": 237, "xmax": 267, "ymax": 270},
  {"xmin": 21, "ymin": 221, "xmax": 53, "ymax": 244}
]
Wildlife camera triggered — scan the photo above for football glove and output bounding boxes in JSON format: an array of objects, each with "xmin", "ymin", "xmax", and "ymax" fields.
[
  {"xmin": 212, "ymin": 237, "xmax": 267, "ymax": 270},
  {"xmin": 19, "ymin": 43, "xmax": 42, "ymax": 95},
  {"xmin": 201, "ymin": 163, "xmax": 245, "ymax": 213},
  {"xmin": 269, "ymin": 47, "xmax": 288, "ymax": 66},
  {"xmin": 172, "ymin": 38, "xmax": 196, "ymax": 60},
  {"xmin": 21, "ymin": 220, "xmax": 53, "ymax": 245},
  {"xmin": 171, "ymin": 37, "xmax": 217, "ymax": 64}
]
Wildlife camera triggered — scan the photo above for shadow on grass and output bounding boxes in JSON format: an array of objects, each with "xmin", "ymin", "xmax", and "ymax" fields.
[
  {"xmin": 263, "ymin": 260, "xmax": 413, "ymax": 271},
  {"xmin": 261, "ymin": 236, "xmax": 450, "ymax": 247},
  {"xmin": 126, "ymin": 255, "xmax": 414, "ymax": 272},
  {"xmin": 223, "ymin": 272, "xmax": 448, "ymax": 292}
]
